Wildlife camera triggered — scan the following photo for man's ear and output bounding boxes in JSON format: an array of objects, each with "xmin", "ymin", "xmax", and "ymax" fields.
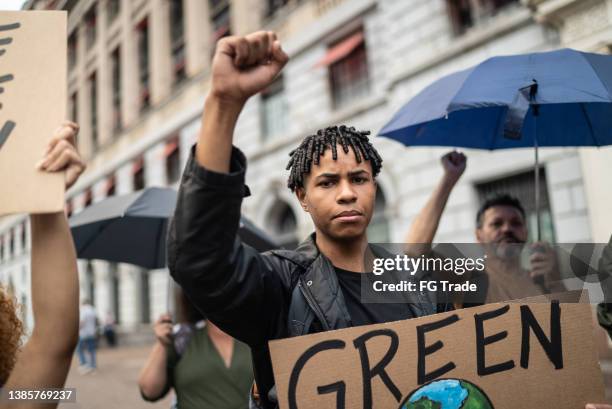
[
  {"xmin": 295, "ymin": 187, "xmax": 309, "ymax": 212},
  {"xmin": 475, "ymin": 228, "xmax": 483, "ymax": 243}
]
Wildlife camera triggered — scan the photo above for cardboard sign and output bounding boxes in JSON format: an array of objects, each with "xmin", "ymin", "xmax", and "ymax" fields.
[
  {"xmin": 270, "ymin": 296, "xmax": 604, "ymax": 409},
  {"xmin": 0, "ymin": 11, "xmax": 66, "ymax": 215}
]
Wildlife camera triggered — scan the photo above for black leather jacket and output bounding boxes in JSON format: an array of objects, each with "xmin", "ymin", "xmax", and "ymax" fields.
[{"xmin": 167, "ymin": 146, "xmax": 441, "ymax": 408}]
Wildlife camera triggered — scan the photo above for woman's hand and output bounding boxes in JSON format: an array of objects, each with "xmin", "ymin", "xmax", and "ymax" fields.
[
  {"xmin": 153, "ymin": 313, "xmax": 173, "ymax": 346},
  {"xmin": 36, "ymin": 120, "xmax": 85, "ymax": 190}
]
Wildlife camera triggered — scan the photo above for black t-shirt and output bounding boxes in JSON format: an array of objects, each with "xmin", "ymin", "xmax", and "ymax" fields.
[{"xmin": 334, "ymin": 266, "xmax": 416, "ymax": 327}]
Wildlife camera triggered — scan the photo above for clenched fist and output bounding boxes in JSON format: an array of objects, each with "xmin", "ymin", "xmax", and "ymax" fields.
[
  {"xmin": 440, "ymin": 150, "xmax": 466, "ymax": 185},
  {"xmin": 210, "ymin": 31, "xmax": 289, "ymax": 104}
]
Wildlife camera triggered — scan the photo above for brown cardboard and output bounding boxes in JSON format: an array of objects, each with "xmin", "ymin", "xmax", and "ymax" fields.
[
  {"xmin": 270, "ymin": 294, "xmax": 604, "ymax": 409},
  {"xmin": 0, "ymin": 11, "xmax": 66, "ymax": 215}
]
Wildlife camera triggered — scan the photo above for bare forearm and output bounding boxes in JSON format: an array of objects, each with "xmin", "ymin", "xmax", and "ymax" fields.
[
  {"xmin": 29, "ymin": 212, "xmax": 79, "ymax": 352},
  {"xmin": 405, "ymin": 177, "xmax": 457, "ymax": 254},
  {"xmin": 195, "ymin": 95, "xmax": 245, "ymax": 173},
  {"xmin": 138, "ymin": 342, "xmax": 170, "ymax": 399}
]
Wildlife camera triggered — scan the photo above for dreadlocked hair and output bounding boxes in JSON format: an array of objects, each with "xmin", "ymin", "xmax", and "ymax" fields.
[{"xmin": 286, "ymin": 125, "xmax": 383, "ymax": 191}]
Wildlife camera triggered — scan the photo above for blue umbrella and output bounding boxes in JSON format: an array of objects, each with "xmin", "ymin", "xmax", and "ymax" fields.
[{"xmin": 380, "ymin": 48, "xmax": 612, "ymax": 239}]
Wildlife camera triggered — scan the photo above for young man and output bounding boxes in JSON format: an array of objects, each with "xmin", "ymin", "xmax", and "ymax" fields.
[
  {"xmin": 167, "ymin": 31, "xmax": 440, "ymax": 408},
  {"xmin": 404, "ymin": 151, "xmax": 564, "ymax": 305}
]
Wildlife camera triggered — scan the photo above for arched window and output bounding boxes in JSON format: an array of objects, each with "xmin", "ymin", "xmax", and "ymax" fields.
[
  {"xmin": 267, "ymin": 201, "xmax": 299, "ymax": 249},
  {"xmin": 367, "ymin": 186, "xmax": 390, "ymax": 242}
]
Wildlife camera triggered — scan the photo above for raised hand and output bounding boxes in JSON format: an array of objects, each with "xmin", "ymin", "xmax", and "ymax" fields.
[
  {"xmin": 210, "ymin": 31, "xmax": 289, "ymax": 104},
  {"xmin": 36, "ymin": 120, "xmax": 85, "ymax": 190},
  {"xmin": 440, "ymin": 150, "xmax": 466, "ymax": 184},
  {"xmin": 153, "ymin": 313, "xmax": 173, "ymax": 346}
]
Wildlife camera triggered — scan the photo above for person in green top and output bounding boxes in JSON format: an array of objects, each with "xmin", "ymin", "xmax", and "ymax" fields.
[{"xmin": 138, "ymin": 288, "xmax": 253, "ymax": 409}]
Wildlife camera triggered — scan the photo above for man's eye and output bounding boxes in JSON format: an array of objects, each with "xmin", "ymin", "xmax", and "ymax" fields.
[
  {"xmin": 319, "ymin": 180, "xmax": 334, "ymax": 187},
  {"xmin": 353, "ymin": 176, "xmax": 367, "ymax": 184}
]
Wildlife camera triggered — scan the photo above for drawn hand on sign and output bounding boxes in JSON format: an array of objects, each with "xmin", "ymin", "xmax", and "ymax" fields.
[
  {"xmin": 36, "ymin": 121, "xmax": 84, "ymax": 189},
  {"xmin": 0, "ymin": 22, "xmax": 20, "ymax": 151}
]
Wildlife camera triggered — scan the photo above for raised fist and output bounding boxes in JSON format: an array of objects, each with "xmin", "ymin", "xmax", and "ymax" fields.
[
  {"xmin": 440, "ymin": 150, "xmax": 466, "ymax": 184},
  {"xmin": 210, "ymin": 31, "xmax": 289, "ymax": 104}
]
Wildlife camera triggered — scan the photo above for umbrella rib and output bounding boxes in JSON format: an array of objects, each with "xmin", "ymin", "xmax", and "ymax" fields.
[
  {"xmin": 75, "ymin": 218, "xmax": 119, "ymax": 254},
  {"xmin": 579, "ymin": 103, "xmax": 600, "ymax": 147}
]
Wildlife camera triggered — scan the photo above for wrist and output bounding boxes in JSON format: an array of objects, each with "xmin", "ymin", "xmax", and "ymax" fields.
[
  {"xmin": 206, "ymin": 91, "xmax": 246, "ymax": 113},
  {"xmin": 440, "ymin": 174, "xmax": 459, "ymax": 190}
]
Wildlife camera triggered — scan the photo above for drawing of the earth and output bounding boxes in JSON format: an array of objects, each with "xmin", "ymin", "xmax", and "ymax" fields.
[{"xmin": 399, "ymin": 379, "xmax": 494, "ymax": 409}]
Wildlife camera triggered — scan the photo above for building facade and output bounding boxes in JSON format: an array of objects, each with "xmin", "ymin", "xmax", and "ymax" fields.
[{"xmin": 1, "ymin": 0, "xmax": 611, "ymax": 367}]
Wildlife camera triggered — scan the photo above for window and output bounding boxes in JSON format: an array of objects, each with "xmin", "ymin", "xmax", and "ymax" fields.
[
  {"xmin": 68, "ymin": 31, "xmax": 77, "ymax": 70},
  {"xmin": 106, "ymin": 174, "xmax": 116, "ymax": 197},
  {"xmin": 446, "ymin": 0, "xmax": 519, "ymax": 36},
  {"xmin": 209, "ymin": 0, "xmax": 231, "ymax": 49},
  {"xmin": 110, "ymin": 262, "xmax": 120, "ymax": 324},
  {"xmin": 89, "ymin": 72, "xmax": 98, "ymax": 152},
  {"xmin": 324, "ymin": 29, "xmax": 370, "ymax": 109},
  {"xmin": 111, "ymin": 47, "xmax": 122, "ymax": 133},
  {"xmin": 21, "ymin": 222, "xmax": 26, "ymax": 252},
  {"xmin": 267, "ymin": 201, "xmax": 298, "ymax": 249},
  {"xmin": 139, "ymin": 269, "xmax": 150, "ymax": 324},
  {"xmin": 84, "ymin": 5, "xmax": 97, "ymax": 47},
  {"xmin": 66, "ymin": 199, "xmax": 73, "ymax": 218},
  {"xmin": 8, "ymin": 229, "xmax": 14, "ymax": 258},
  {"xmin": 83, "ymin": 188, "xmax": 93, "ymax": 208},
  {"xmin": 165, "ymin": 137, "xmax": 181, "ymax": 184},
  {"xmin": 170, "ymin": 0, "xmax": 186, "ymax": 83},
  {"xmin": 107, "ymin": 0, "xmax": 120, "ymax": 24},
  {"xmin": 86, "ymin": 261, "xmax": 96, "ymax": 307},
  {"xmin": 265, "ymin": 0, "xmax": 289, "ymax": 18},
  {"xmin": 70, "ymin": 92, "xmax": 78, "ymax": 123},
  {"xmin": 475, "ymin": 168, "xmax": 555, "ymax": 243},
  {"xmin": 137, "ymin": 18, "xmax": 150, "ymax": 111},
  {"xmin": 367, "ymin": 186, "xmax": 390, "ymax": 242},
  {"xmin": 133, "ymin": 156, "xmax": 145, "ymax": 190},
  {"xmin": 261, "ymin": 76, "xmax": 288, "ymax": 140}
]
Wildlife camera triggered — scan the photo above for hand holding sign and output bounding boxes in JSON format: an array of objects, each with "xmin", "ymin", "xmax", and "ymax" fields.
[{"xmin": 36, "ymin": 121, "xmax": 84, "ymax": 190}]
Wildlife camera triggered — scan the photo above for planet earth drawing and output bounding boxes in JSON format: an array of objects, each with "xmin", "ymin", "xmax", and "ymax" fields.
[{"xmin": 399, "ymin": 378, "xmax": 494, "ymax": 409}]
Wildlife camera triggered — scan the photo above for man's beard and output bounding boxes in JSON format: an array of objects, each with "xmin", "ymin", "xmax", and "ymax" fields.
[{"xmin": 486, "ymin": 233, "xmax": 526, "ymax": 261}]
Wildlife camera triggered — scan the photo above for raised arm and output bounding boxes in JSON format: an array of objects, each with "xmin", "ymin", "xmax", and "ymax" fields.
[
  {"xmin": 167, "ymin": 32, "xmax": 289, "ymax": 346},
  {"xmin": 405, "ymin": 151, "xmax": 466, "ymax": 256},
  {"xmin": 138, "ymin": 314, "xmax": 174, "ymax": 401},
  {"xmin": 3, "ymin": 122, "xmax": 85, "ymax": 405}
]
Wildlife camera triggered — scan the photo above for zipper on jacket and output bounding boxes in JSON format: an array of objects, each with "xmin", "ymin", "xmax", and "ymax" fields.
[{"xmin": 298, "ymin": 278, "xmax": 331, "ymax": 331}]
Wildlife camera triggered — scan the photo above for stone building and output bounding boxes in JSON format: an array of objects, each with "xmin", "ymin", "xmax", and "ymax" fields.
[{"xmin": 1, "ymin": 1, "xmax": 611, "ymax": 384}]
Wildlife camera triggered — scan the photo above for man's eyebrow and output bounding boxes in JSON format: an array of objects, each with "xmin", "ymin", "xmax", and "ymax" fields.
[
  {"xmin": 315, "ymin": 173, "xmax": 339, "ymax": 180},
  {"xmin": 348, "ymin": 169, "xmax": 371, "ymax": 177}
]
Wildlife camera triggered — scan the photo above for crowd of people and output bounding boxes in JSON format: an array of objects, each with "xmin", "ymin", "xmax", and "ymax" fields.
[{"xmin": 0, "ymin": 30, "xmax": 611, "ymax": 409}]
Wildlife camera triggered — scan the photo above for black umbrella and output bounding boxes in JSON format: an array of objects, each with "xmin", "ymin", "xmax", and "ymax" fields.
[{"xmin": 69, "ymin": 187, "xmax": 279, "ymax": 269}]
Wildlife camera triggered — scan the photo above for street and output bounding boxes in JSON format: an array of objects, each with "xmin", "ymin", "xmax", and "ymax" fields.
[{"xmin": 59, "ymin": 344, "xmax": 173, "ymax": 409}]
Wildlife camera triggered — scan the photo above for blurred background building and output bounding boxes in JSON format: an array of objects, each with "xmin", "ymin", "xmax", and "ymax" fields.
[{"xmin": 1, "ymin": 0, "xmax": 611, "ymax": 383}]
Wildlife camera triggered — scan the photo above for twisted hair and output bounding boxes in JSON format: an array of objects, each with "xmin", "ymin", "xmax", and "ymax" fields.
[
  {"xmin": 286, "ymin": 125, "xmax": 383, "ymax": 191},
  {"xmin": 0, "ymin": 285, "xmax": 23, "ymax": 386}
]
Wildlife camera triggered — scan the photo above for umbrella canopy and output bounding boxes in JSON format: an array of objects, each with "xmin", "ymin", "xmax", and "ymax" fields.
[
  {"xmin": 380, "ymin": 48, "xmax": 612, "ymax": 149},
  {"xmin": 379, "ymin": 48, "xmax": 612, "ymax": 240},
  {"xmin": 69, "ymin": 187, "xmax": 278, "ymax": 269}
]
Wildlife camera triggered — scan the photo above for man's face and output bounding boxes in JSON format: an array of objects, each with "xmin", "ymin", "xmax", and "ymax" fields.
[
  {"xmin": 296, "ymin": 144, "xmax": 376, "ymax": 242},
  {"xmin": 476, "ymin": 205, "xmax": 528, "ymax": 260}
]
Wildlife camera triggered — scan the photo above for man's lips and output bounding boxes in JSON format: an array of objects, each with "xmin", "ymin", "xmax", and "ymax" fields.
[{"xmin": 333, "ymin": 210, "xmax": 363, "ymax": 221}]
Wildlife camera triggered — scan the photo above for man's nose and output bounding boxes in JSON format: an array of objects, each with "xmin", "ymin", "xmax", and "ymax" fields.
[{"xmin": 337, "ymin": 180, "xmax": 357, "ymax": 203}]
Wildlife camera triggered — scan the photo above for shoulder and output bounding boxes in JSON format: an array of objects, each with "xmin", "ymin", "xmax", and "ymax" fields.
[{"xmin": 262, "ymin": 249, "xmax": 315, "ymax": 286}]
